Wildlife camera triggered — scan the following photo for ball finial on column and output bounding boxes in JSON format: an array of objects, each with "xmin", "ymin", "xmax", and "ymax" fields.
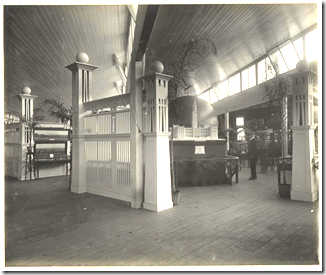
[
  {"xmin": 296, "ymin": 60, "xmax": 310, "ymax": 73},
  {"xmin": 22, "ymin": 86, "xmax": 31, "ymax": 95},
  {"xmin": 76, "ymin": 52, "xmax": 89, "ymax": 63},
  {"xmin": 150, "ymin": 61, "xmax": 164, "ymax": 73}
]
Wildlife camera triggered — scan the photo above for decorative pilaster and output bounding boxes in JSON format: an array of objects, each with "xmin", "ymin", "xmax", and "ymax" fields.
[
  {"xmin": 16, "ymin": 87, "xmax": 38, "ymax": 180},
  {"xmin": 142, "ymin": 61, "xmax": 174, "ymax": 212},
  {"xmin": 290, "ymin": 65, "xmax": 318, "ymax": 202},
  {"xmin": 66, "ymin": 52, "xmax": 99, "ymax": 193},
  {"xmin": 16, "ymin": 88, "xmax": 38, "ymax": 144}
]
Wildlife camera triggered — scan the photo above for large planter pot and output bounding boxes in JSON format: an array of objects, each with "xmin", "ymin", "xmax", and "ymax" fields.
[
  {"xmin": 172, "ymin": 189, "xmax": 181, "ymax": 206},
  {"xmin": 278, "ymin": 183, "xmax": 291, "ymax": 198}
]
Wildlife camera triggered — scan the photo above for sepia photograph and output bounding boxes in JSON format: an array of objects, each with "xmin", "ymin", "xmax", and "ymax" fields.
[{"xmin": 2, "ymin": 2, "xmax": 322, "ymax": 271}]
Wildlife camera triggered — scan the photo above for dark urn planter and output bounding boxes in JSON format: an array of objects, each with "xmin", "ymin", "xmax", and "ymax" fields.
[
  {"xmin": 278, "ymin": 183, "xmax": 291, "ymax": 198},
  {"xmin": 172, "ymin": 189, "xmax": 181, "ymax": 206}
]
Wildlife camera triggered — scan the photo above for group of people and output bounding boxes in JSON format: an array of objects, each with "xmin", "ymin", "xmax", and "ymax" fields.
[
  {"xmin": 247, "ymin": 133, "xmax": 282, "ymax": 180},
  {"xmin": 228, "ymin": 132, "xmax": 281, "ymax": 181}
]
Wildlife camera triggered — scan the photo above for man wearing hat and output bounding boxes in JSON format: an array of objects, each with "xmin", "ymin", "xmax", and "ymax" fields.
[{"xmin": 247, "ymin": 132, "xmax": 258, "ymax": 180}]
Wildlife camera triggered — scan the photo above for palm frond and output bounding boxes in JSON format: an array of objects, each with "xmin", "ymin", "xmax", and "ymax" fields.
[
  {"xmin": 166, "ymin": 38, "xmax": 217, "ymax": 101},
  {"xmin": 41, "ymin": 99, "xmax": 72, "ymax": 123}
]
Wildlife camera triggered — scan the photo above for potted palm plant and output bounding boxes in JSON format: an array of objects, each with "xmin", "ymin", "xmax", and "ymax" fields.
[
  {"xmin": 19, "ymin": 108, "xmax": 45, "ymax": 180},
  {"xmin": 261, "ymin": 61, "xmax": 292, "ymax": 197},
  {"xmin": 163, "ymin": 38, "xmax": 217, "ymax": 205},
  {"xmin": 41, "ymin": 99, "xmax": 73, "ymax": 189}
]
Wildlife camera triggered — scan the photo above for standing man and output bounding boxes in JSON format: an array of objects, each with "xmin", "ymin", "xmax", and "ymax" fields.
[{"xmin": 248, "ymin": 132, "xmax": 258, "ymax": 180}]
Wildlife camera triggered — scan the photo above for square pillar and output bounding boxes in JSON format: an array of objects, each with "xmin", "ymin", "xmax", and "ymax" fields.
[
  {"xmin": 66, "ymin": 54, "xmax": 98, "ymax": 193},
  {"xmin": 143, "ymin": 132, "xmax": 173, "ymax": 212},
  {"xmin": 291, "ymin": 125, "xmax": 318, "ymax": 202},
  {"xmin": 225, "ymin": 112, "xmax": 230, "ymax": 153},
  {"xmin": 290, "ymin": 69, "xmax": 318, "ymax": 202},
  {"xmin": 141, "ymin": 64, "xmax": 174, "ymax": 212},
  {"xmin": 16, "ymin": 90, "xmax": 38, "ymax": 181},
  {"xmin": 130, "ymin": 59, "xmax": 144, "ymax": 209}
]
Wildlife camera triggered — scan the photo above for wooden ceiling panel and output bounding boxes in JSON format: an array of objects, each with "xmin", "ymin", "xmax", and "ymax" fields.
[
  {"xmin": 147, "ymin": 4, "xmax": 317, "ymax": 93},
  {"xmin": 4, "ymin": 4, "xmax": 318, "ymax": 115},
  {"xmin": 4, "ymin": 5, "xmax": 129, "ymax": 114}
]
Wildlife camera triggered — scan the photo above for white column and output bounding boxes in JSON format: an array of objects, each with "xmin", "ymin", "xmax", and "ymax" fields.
[
  {"xmin": 141, "ymin": 61, "xmax": 174, "ymax": 212},
  {"xmin": 16, "ymin": 89, "xmax": 38, "ymax": 180},
  {"xmin": 225, "ymin": 112, "xmax": 230, "ymax": 153},
  {"xmin": 130, "ymin": 58, "xmax": 144, "ymax": 209},
  {"xmin": 66, "ymin": 53, "xmax": 98, "ymax": 194},
  {"xmin": 291, "ymin": 125, "xmax": 318, "ymax": 201},
  {"xmin": 143, "ymin": 132, "xmax": 173, "ymax": 212},
  {"xmin": 290, "ymin": 68, "xmax": 318, "ymax": 202}
]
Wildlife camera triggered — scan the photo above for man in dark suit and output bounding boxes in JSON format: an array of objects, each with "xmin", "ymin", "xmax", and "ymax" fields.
[{"xmin": 247, "ymin": 132, "xmax": 258, "ymax": 180}]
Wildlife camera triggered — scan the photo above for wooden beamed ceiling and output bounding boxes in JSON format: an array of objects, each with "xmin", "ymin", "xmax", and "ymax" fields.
[{"xmin": 4, "ymin": 4, "xmax": 318, "ymax": 115}]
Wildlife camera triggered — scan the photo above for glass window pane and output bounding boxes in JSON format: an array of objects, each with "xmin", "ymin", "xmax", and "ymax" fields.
[
  {"xmin": 218, "ymin": 84, "xmax": 223, "ymax": 98},
  {"xmin": 293, "ymin": 37, "xmax": 303, "ymax": 60},
  {"xmin": 248, "ymin": 65, "xmax": 256, "ymax": 88},
  {"xmin": 242, "ymin": 69, "xmax": 248, "ymax": 90},
  {"xmin": 195, "ymin": 89, "xmax": 202, "ymax": 95},
  {"xmin": 229, "ymin": 76, "xmax": 235, "ymax": 95},
  {"xmin": 212, "ymin": 86, "xmax": 219, "ymax": 99},
  {"xmin": 306, "ymin": 28, "xmax": 318, "ymax": 62},
  {"xmin": 217, "ymin": 84, "xmax": 223, "ymax": 100},
  {"xmin": 236, "ymin": 117, "xmax": 244, "ymax": 126},
  {"xmin": 218, "ymin": 84, "xmax": 224, "ymax": 99},
  {"xmin": 234, "ymin": 73, "xmax": 241, "ymax": 93},
  {"xmin": 265, "ymin": 58, "xmax": 276, "ymax": 80},
  {"xmin": 222, "ymin": 80, "xmax": 228, "ymax": 98},
  {"xmin": 268, "ymin": 48, "xmax": 288, "ymax": 74},
  {"xmin": 258, "ymin": 59, "xmax": 266, "ymax": 84},
  {"xmin": 203, "ymin": 91, "xmax": 209, "ymax": 103},
  {"xmin": 210, "ymin": 89, "xmax": 218, "ymax": 103},
  {"xmin": 217, "ymin": 81, "xmax": 228, "ymax": 100},
  {"xmin": 198, "ymin": 91, "xmax": 209, "ymax": 103},
  {"xmin": 279, "ymin": 41, "xmax": 300, "ymax": 70}
]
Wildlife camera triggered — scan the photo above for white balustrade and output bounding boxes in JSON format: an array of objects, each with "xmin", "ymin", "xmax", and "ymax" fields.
[{"xmin": 85, "ymin": 110, "xmax": 130, "ymax": 135}]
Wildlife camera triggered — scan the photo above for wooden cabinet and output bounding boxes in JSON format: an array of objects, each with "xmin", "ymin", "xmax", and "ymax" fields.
[{"xmin": 33, "ymin": 127, "xmax": 71, "ymax": 179}]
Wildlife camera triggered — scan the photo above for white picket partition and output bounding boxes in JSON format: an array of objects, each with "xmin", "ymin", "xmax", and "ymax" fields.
[
  {"xmin": 4, "ymin": 131, "xmax": 20, "ymax": 144},
  {"xmin": 5, "ymin": 125, "xmax": 21, "ymax": 178},
  {"xmin": 84, "ymin": 110, "xmax": 131, "ymax": 202},
  {"xmin": 117, "ymin": 140, "xmax": 131, "ymax": 192},
  {"xmin": 4, "ymin": 144, "xmax": 21, "ymax": 177},
  {"xmin": 116, "ymin": 112, "xmax": 130, "ymax": 134}
]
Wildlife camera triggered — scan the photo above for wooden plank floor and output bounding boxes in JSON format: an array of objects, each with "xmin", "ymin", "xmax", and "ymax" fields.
[{"xmin": 5, "ymin": 166, "xmax": 319, "ymax": 267}]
